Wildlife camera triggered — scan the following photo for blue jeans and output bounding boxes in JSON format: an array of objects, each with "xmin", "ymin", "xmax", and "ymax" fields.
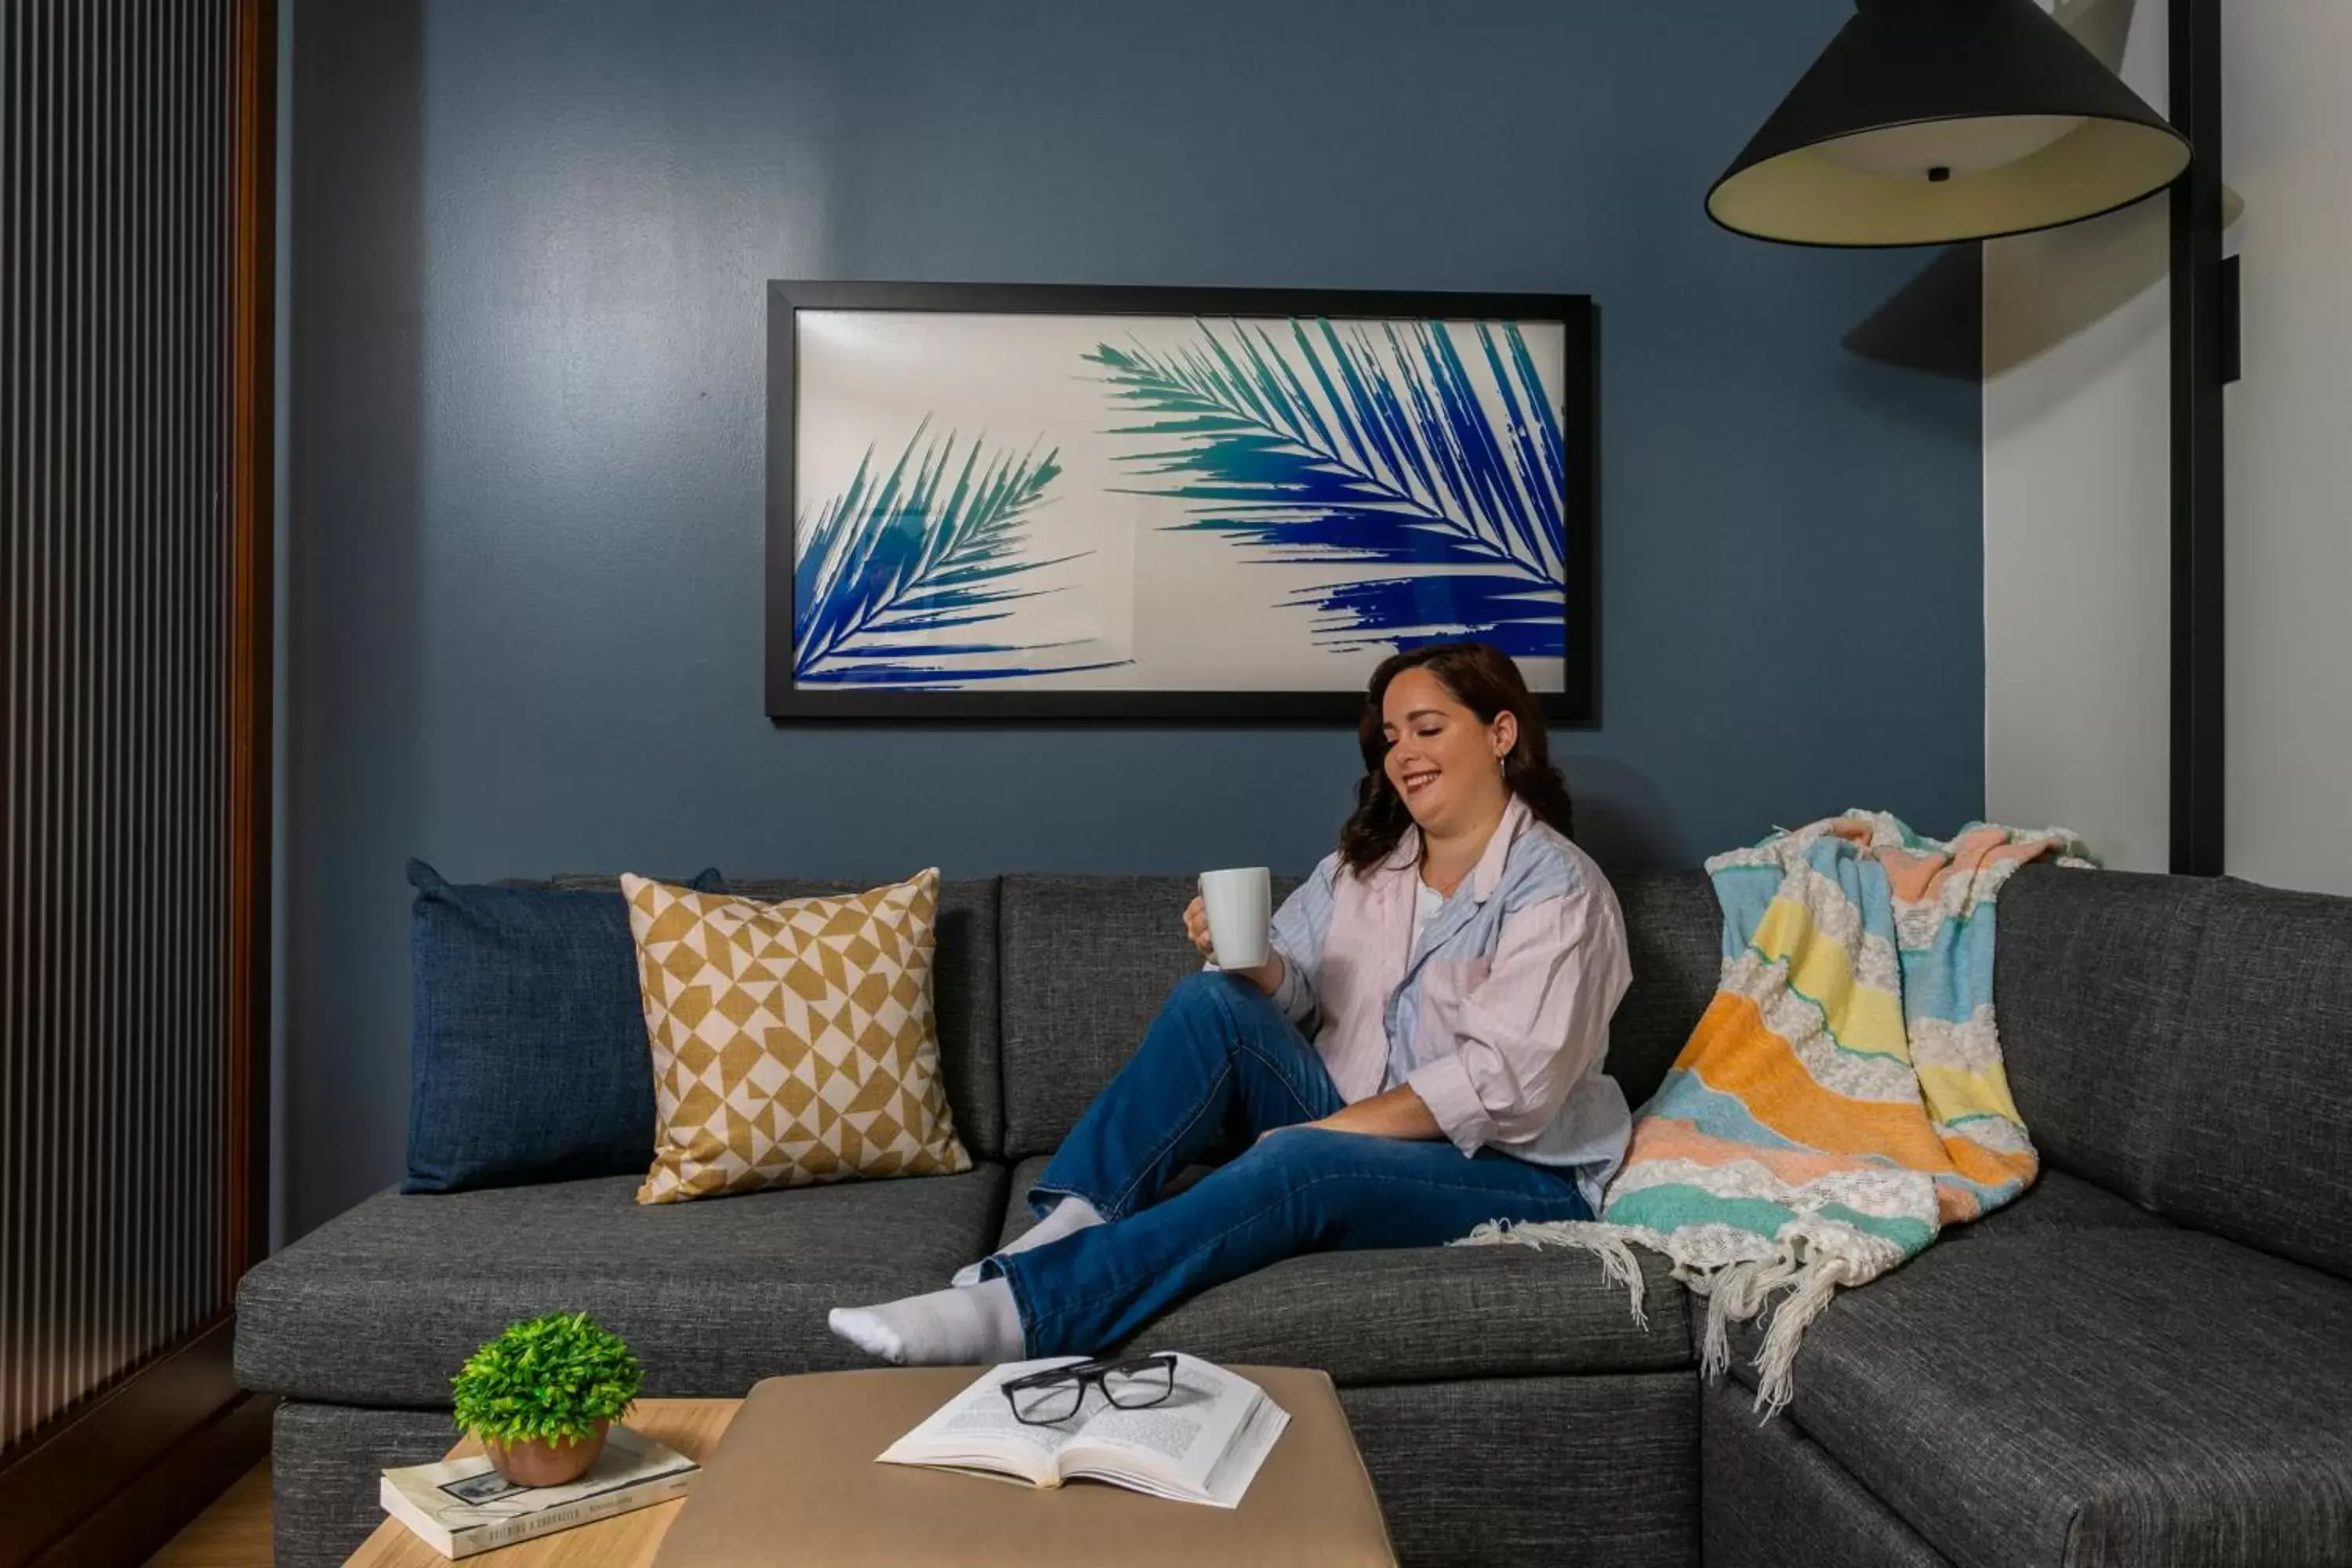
[{"xmin": 994, "ymin": 971, "xmax": 1594, "ymax": 1356}]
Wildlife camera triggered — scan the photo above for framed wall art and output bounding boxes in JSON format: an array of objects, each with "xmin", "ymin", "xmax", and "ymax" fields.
[{"xmin": 766, "ymin": 281, "xmax": 1594, "ymax": 720}]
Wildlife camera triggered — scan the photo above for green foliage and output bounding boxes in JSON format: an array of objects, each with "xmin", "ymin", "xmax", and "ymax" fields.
[{"xmin": 451, "ymin": 1312, "xmax": 642, "ymax": 1447}]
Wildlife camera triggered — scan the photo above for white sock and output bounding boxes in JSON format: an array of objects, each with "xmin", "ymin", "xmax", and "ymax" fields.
[
  {"xmin": 829, "ymin": 1277, "xmax": 1024, "ymax": 1367},
  {"xmin": 951, "ymin": 1194, "xmax": 1105, "ymax": 1288}
]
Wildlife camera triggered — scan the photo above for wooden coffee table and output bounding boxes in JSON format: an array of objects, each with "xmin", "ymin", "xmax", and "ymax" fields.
[{"xmin": 344, "ymin": 1400, "xmax": 739, "ymax": 1567}]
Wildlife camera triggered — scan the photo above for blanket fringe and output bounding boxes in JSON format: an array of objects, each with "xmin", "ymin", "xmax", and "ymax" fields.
[
  {"xmin": 1751, "ymin": 1254, "xmax": 1857, "ymax": 1417},
  {"xmin": 1452, "ymin": 1219, "xmax": 1650, "ymax": 1330},
  {"xmin": 1464, "ymin": 1219, "xmax": 1889, "ymax": 1419},
  {"xmin": 1694, "ymin": 1246, "xmax": 1863, "ymax": 1417},
  {"xmin": 1692, "ymin": 1245, "xmax": 1800, "ymax": 1381}
]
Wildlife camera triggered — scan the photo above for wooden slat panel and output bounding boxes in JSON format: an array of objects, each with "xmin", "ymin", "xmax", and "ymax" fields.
[{"xmin": 2, "ymin": 0, "xmax": 269, "ymax": 1508}]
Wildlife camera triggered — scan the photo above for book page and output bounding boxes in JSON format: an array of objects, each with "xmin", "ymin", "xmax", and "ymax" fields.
[
  {"xmin": 1196, "ymin": 1394, "xmax": 1291, "ymax": 1508},
  {"xmin": 1061, "ymin": 1354, "xmax": 1263, "ymax": 1496},
  {"xmin": 876, "ymin": 1357, "xmax": 1092, "ymax": 1484}
]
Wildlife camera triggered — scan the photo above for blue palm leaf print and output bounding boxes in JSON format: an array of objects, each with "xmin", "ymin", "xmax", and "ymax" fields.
[
  {"xmin": 793, "ymin": 420, "xmax": 1118, "ymax": 688},
  {"xmin": 1083, "ymin": 318, "xmax": 1567, "ymax": 655}
]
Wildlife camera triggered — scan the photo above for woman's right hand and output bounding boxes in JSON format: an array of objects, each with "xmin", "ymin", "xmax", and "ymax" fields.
[
  {"xmin": 1185, "ymin": 895, "xmax": 1287, "ymax": 997},
  {"xmin": 1182, "ymin": 895, "xmax": 1217, "ymax": 961}
]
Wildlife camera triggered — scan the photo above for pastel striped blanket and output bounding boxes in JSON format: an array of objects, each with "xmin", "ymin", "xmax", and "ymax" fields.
[{"xmin": 1458, "ymin": 812, "xmax": 2089, "ymax": 1414}]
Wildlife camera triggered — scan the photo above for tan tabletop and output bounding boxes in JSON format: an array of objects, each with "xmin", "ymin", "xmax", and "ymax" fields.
[
  {"xmin": 652, "ymin": 1365, "xmax": 1396, "ymax": 1567},
  {"xmin": 344, "ymin": 1400, "xmax": 739, "ymax": 1568}
]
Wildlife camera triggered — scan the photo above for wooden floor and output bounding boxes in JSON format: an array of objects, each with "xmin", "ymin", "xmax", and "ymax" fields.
[{"xmin": 148, "ymin": 1457, "xmax": 271, "ymax": 1566}]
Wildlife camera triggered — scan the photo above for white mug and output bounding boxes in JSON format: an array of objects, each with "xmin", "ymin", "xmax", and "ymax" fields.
[{"xmin": 1198, "ymin": 866, "xmax": 1272, "ymax": 970}]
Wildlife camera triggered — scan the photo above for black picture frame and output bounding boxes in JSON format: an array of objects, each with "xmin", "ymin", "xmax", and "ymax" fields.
[{"xmin": 765, "ymin": 280, "xmax": 1596, "ymax": 723}]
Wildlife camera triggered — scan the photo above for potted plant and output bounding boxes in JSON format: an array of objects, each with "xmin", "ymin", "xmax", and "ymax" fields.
[{"xmin": 451, "ymin": 1312, "xmax": 644, "ymax": 1486}]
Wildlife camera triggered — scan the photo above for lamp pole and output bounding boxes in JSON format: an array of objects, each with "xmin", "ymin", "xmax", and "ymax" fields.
[{"xmin": 2169, "ymin": 0, "xmax": 2227, "ymax": 876}]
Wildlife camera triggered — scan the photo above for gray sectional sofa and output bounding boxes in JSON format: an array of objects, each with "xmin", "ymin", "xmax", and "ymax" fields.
[{"xmin": 236, "ymin": 866, "xmax": 2352, "ymax": 1566}]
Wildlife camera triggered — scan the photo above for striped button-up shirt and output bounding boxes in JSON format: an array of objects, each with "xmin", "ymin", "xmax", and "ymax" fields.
[{"xmin": 1261, "ymin": 793, "xmax": 1635, "ymax": 1211}]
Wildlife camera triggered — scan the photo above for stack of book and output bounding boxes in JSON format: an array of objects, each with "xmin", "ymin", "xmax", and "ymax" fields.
[{"xmin": 379, "ymin": 1426, "xmax": 699, "ymax": 1559}]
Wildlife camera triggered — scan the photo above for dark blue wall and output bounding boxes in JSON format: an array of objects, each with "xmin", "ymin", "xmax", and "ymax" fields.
[{"xmin": 285, "ymin": 0, "xmax": 1983, "ymax": 1236}]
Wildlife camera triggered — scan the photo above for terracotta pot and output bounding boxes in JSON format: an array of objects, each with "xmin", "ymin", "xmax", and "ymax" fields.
[{"xmin": 481, "ymin": 1419, "xmax": 609, "ymax": 1487}]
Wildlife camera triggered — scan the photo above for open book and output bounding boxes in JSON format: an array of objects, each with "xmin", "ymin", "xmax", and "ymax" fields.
[
  {"xmin": 379, "ymin": 1426, "xmax": 698, "ymax": 1559},
  {"xmin": 876, "ymin": 1354, "xmax": 1290, "ymax": 1508}
]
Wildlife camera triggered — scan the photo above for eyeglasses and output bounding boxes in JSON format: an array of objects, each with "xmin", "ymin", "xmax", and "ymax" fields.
[{"xmin": 1000, "ymin": 1354, "xmax": 1178, "ymax": 1425}]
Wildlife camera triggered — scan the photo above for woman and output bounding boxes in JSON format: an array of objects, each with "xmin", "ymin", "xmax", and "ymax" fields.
[{"xmin": 829, "ymin": 641, "xmax": 1633, "ymax": 1367}]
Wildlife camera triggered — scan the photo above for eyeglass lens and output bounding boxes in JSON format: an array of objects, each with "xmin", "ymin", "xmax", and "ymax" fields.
[
  {"xmin": 1102, "ymin": 1359, "xmax": 1174, "ymax": 1407},
  {"xmin": 1009, "ymin": 1378, "xmax": 1086, "ymax": 1423}
]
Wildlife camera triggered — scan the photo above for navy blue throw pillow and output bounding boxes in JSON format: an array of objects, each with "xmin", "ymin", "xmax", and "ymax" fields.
[{"xmin": 403, "ymin": 860, "xmax": 724, "ymax": 1193}]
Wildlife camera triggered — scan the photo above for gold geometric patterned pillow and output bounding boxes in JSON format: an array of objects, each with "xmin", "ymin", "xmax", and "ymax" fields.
[{"xmin": 621, "ymin": 869, "xmax": 972, "ymax": 1204}]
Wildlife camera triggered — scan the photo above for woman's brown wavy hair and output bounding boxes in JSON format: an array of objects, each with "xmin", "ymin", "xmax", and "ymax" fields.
[{"xmin": 1338, "ymin": 641, "xmax": 1576, "ymax": 876}]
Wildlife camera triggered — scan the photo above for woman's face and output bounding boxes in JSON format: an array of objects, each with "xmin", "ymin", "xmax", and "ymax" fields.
[{"xmin": 1380, "ymin": 666, "xmax": 1516, "ymax": 834}]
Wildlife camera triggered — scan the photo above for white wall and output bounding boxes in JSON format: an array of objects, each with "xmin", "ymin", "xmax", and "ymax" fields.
[
  {"xmin": 2222, "ymin": 4, "xmax": 2352, "ymax": 894},
  {"xmin": 1987, "ymin": 1, "xmax": 2352, "ymax": 892},
  {"xmin": 1983, "ymin": 0, "xmax": 2173, "ymax": 872}
]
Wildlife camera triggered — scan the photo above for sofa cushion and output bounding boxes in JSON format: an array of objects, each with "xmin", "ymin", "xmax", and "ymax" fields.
[
  {"xmin": 1939, "ymin": 1167, "xmax": 2167, "ymax": 1244},
  {"xmin": 404, "ymin": 862, "xmax": 724, "ymax": 1193},
  {"xmin": 235, "ymin": 1168, "xmax": 1007, "ymax": 1406},
  {"xmin": 995, "ymin": 1157, "xmax": 1688, "ymax": 1383},
  {"xmin": 1991, "ymin": 865, "xmax": 2213, "ymax": 1207},
  {"xmin": 1730, "ymin": 1231, "xmax": 2352, "ymax": 1568},
  {"xmin": 661, "ymin": 875, "xmax": 1004, "ymax": 1160},
  {"xmin": 1701, "ymin": 1374, "xmax": 1955, "ymax": 1568},
  {"xmin": 2155, "ymin": 877, "xmax": 2352, "ymax": 1281},
  {"xmin": 998, "ymin": 874, "xmax": 1301, "ymax": 1159},
  {"xmin": 1711, "ymin": 1167, "xmax": 2169, "ymax": 1367},
  {"xmin": 1607, "ymin": 869, "xmax": 1722, "ymax": 1110},
  {"xmin": 271, "ymin": 1404, "xmax": 457, "ymax": 1568},
  {"xmin": 1344, "ymin": 1374, "xmax": 1700, "ymax": 1568}
]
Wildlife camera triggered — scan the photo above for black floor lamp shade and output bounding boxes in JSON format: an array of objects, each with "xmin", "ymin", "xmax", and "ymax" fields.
[{"xmin": 1708, "ymin": 0, "xmax": 2190, "ymax": 246}]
